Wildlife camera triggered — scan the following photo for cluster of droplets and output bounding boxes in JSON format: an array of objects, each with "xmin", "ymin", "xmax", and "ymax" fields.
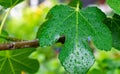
[{"xmin": 63, "ymin": 44, "xmax": 94, "ymax": 74}]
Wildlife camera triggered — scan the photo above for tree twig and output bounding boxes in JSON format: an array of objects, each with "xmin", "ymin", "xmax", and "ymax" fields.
[
  {"xmin": 0, "ymin": 39, "xmax": 39, "ymax": 50},
  {"xmin": 0, "ymin": 36, "xmax": 65, "ymax": 51}
]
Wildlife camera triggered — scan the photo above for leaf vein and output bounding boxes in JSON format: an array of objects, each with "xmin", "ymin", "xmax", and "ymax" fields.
[
  {"xmin": 12, "ymin": 51, "xmax": 31, "ymax": 57},
  {"xmin": 11, "ymin": 58, "xmax": 33, "ymax": 70},
  {"xmin": 8, "ymin": 58, "xmax": 15, "ymax": 74},
  {"xmin": 0, "ymin": 58, "xmax": 6, "ymax": 72},
  {"xmin": 78, "ymin": 12, "xmax": 96, "ymax": 34}
]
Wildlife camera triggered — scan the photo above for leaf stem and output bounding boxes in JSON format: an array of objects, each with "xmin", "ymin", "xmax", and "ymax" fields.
[
  {"xmin": 0, "ymin": 8, "xmax": 12, "ymax": 34},
  {"xmin": 0, "ymin": 36, "xmax": 66, "ymax": 50},
  {"xmin": 76, "ymin": 2, "xmax": 79, "ymax": 11}
]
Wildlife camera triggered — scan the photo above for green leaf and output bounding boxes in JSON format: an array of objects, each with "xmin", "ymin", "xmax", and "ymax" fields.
[
  {"xmin": 0, "ymin": 48, "xmax": 39, "ymax": 74},
  {"xmin": 0, "ymin": 0, "xmax": 24, "ymax": 8},
  {"xmin": 107, "ymin": 0, "xmax": 120, "ymax": 14},
  {"xmin": 104, "ymin": 14, "xmax": 120, "ymax": 50},
  {"xmin": 37, "ymin": 4, "xmax": 112, "ymax": 73}
]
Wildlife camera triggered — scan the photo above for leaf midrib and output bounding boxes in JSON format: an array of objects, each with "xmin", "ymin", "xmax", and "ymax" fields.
[{"xmin": 75, "ymin": 11, "xmax": 79, "ymax": 51}]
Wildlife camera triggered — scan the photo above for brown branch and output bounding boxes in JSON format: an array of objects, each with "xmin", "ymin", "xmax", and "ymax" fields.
[
  {"xmin": 0, "ymin": 39, "xmax": 39, "ymax": 50},
  {"xmin": 0, "ymin": 36, "xmax": 65, "ymax": 51}
]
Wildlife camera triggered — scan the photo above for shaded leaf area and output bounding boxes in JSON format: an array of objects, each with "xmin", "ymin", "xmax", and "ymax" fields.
[
  {"xmin": 37, "ymin": 5, "xmax": 112, "ymax": 74},
  {"xmin": 107, "ymin": 0, "xmax": 120, "ymax": 15},
  {"xmin": 0, "ymin": 48, "xmax": 39, "ymax": 74},
  {"xmin": 104, "ymin": 14, "xmax": 120, "ymax": 50},
  {"xmin": 0, "ymin": 0, "xmax": 24, "ymax": 8}
]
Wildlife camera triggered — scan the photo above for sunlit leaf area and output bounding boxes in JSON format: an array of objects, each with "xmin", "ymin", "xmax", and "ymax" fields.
[{"xmin": 0, "ymin": 0, "xmax": 120, "ymax": 74}]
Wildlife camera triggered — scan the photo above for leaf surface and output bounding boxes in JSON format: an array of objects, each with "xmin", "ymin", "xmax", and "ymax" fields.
[
  {"xmin": 104, "ymin": 14, "xmax": 120, "ymax": 50},
  {"xmin": 107, "ymin": 0, "xmax": 120, "ymax": 14},
  {"xmin": 0, "ymin": 48, "xmax": 39, "ymax": 74},
  {"xmin": 37, "ymin": 4, "xmax": 112, "ymax": 74},
  {"xmin": 0, "ymin": 0, "xmax": 24, "ymax": 8}
]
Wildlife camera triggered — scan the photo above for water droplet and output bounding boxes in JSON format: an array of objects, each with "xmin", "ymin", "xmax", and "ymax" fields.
[
  {"xmin": 76, "ymin": 51, "xmax": 79, "ymax": 55},
  {"xmin": 81, "ymin": 56, "xmax": 84, "ymax": 60},
  {"xmin": 69, "ymin": 64, "xmax": 71, "ymax": 66},
  {"xmin": 74, "ymin": 59, "xmax": 77, "ymax": 63},
  {"xmin": 70, "ymin": 59, "xmax": 72, "ymax": 62},
  {"xmin": 78, "ymin": 62, "xmax": 80, "ymax": 64}
]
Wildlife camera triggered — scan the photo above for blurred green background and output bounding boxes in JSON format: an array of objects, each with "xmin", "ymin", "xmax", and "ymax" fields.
[{"xmin": 0, "ymin": 0, "xmax": 120, "ymax": 74}]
